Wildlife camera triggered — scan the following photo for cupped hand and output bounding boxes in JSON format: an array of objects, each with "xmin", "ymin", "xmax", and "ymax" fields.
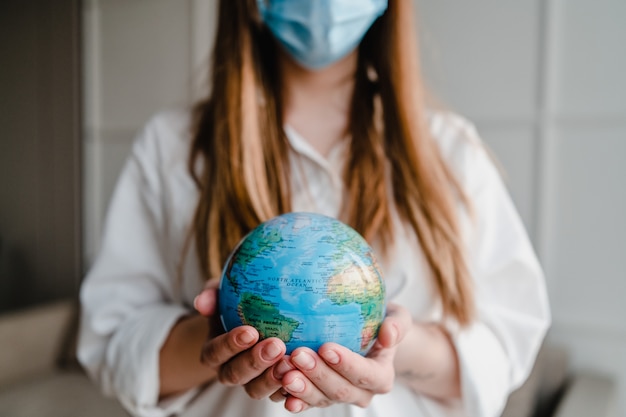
[
  {"xmin": 272, "ymin": 303, "xmax": 412, "ymax": 413},
  {"xmin": 193, "ymin": 281, "xmax": 290, "ymax": 400}
]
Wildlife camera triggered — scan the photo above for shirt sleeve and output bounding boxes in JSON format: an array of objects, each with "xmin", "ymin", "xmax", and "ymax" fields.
[
  {"xmin": 439, "ymin": 116, "xmax": 551, "ymax": 417},
  {"xmin": 77, "ymin": 116, "xmax": 197, "ymax": 417}
]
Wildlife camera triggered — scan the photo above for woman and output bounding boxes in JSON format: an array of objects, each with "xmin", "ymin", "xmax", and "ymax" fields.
[{"xmin": 78, "ymin": 0, "xmax": 550, "ymax": 416}]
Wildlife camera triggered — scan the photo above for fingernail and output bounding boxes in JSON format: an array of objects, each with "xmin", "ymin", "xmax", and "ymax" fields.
[
  {"xmin": 236, "ymin": 330, "xmax": 255, "ymax": 346},
  {"xmin": 291, "ymin": 401, "xmax": 304, "ymax": 413},
  {"xmin": 273, "ymin": 359, "xmax": 292, "ymax": 379},
  {"xmin": 390, "ymin": 324, "xmax": 399, "ymax": 345},
  {"xmin": 292, "ymin": 351, "xmax": 315, "ymax": 370},
  {"xmin": 286, "ymin": 377, "xmax": 305, "ymax": 393},
  {"xmin": 261, "ymin": 341, "xmax": 282, "ymax": 361},
  {"xmin": 194, "ymin": 294, "xmax": 213, "ymax": 312},
  {"xmin": 321, "ymin": 349, "xmax": 339, "ymax": 365}
]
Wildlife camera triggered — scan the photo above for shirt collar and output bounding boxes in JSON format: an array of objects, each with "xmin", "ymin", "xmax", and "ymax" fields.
[{"xmin": 283, "ymin": 125, "xmax": 349, "ymax": 189}]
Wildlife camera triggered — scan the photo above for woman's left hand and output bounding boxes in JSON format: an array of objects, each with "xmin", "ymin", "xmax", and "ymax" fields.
[{"xmin": 270, "ymin": 303, "xmax": 412, "ymax": 413}]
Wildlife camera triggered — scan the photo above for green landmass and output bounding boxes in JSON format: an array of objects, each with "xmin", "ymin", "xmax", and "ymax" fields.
[
  {"xmin": 238, "ymin": 292, "xmax": 300, "ymax": 342},
  {"xmin": 226, "ymin": 226, "xmax": 285, "ymax": 294},
  {"xmin": 234, "ymin": 227, "xmax": 284, "ymax": 270}
]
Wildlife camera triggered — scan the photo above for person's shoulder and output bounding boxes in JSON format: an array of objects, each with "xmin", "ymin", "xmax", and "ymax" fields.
[
  {"xmin": 426, "ymin": 110, "xmax": 497, "ymax": 189},
  {"xmin": 130, "ymin": 107, "xmax": 194, "ymax": 164},
  {"xmin": 426, "ymin": 110, "xmax": 482, "ymax": 161},
  {"xmin": 141, "ymin": 107, "xmax": 194, "ymax": 147}
]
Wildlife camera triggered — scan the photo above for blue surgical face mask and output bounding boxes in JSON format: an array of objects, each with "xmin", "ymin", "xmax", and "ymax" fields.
[{"xmin": 257, "ymin": 0, "xmax": 388, "ymax": 70}]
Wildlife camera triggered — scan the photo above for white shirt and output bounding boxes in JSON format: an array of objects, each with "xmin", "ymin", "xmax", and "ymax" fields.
[{"xmin": 78, "ymin": 109, "xmax": 550, "ymax": 417}]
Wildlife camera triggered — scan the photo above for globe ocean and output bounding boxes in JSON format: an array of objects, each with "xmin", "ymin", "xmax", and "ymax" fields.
[{"xmin": 218, "ymin": 212, "xmax": 386, "ymax": 355}]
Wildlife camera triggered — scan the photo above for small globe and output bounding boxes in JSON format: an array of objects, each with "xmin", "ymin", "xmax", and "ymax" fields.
[{"xmin": 218, "ymin": 212, "xmax": 386, "ymax": 355}]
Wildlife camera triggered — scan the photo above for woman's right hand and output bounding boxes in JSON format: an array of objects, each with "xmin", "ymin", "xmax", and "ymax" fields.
[{"xmin": 194, "ymin": 285, "xmax": 291, "ymax": 400}]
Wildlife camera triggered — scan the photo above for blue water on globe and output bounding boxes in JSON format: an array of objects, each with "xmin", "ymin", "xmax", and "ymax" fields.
[{"xmin": 218, "ymin": 212, "xmax": 386, "ymax": 355}]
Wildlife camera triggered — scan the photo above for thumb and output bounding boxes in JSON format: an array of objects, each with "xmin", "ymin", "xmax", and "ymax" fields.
[
  {"xmin": 194, "ymin": 278, "xmax": 220, "ymax": 316},
  {"xmin": 376, "ymin": 303, "xmax": 412, "ymax": 349}
]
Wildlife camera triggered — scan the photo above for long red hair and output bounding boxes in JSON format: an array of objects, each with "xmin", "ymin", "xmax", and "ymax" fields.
[{"xmin": 189, "ymin": 0, "xmax": 474, "ymax": 325}]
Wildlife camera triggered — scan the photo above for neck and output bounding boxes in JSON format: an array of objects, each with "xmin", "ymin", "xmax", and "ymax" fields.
[
  {"xmin": 279, "ymin": 49, "xmax": 358, "ymax": 156},
  {"xmin": 280, "ymin": 49, "xmax": 358, "ymax": 113}
]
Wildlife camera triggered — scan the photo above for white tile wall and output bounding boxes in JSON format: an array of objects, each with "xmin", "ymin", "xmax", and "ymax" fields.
[
  {"xmin": 82, "ymin": 0, "xmax": 198, "ymax": 265},
  {"xmin": 415, "ymin": 0, "xmax": 541, "ymax": 122},
  {"xmin": 82, "ymin": 130, "xmax": 135, "ymax": 265},
  {"xmin": 97, "ymin": 0, "xmax": 193, "ymax": 130},
  {"xmin": 97, "ymin": 131, "xmax": 136, "ymax": 216},
  {"xmin": 549, "ymin": 125, "xmax": 626, "ymax": 333},
  {"xmin": 475, "ymin": 124, "xmax": 537, "ymax": 236},
  {"xmin": 551, "ymin": 0, "xmax": 626, "ymax": 119},
  {"xmin": 82, "ymin": 133, "xmax": 98, "ymax": 268},
  {"xmin": 544, "ymin": 3, "xmax": 626, "ymax": 413}
]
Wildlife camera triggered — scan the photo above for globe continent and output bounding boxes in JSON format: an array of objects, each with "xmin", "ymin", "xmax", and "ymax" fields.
[{"xmin": 218, "ymin": 212, "xmax": 386, "ymax": 355}]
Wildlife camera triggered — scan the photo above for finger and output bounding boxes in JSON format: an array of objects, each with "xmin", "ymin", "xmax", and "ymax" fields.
[
  {"xmin": 243, "ymin": 367, "xmax": 281, "ymax": 400},
  {"xmin": 317, "ymin": 343, "xmax": 394, "ymax": 395},
  {"xmin": 287, "ymin": 348, "xmax": 373, "ymax": 407},
  {"xmin": 375, "ymin": 303, "xmax": 412, "ymax": 349},
  {"xmin": 201, "ymin": 326, "xmax": 258, "ymax": 367},
  {"xmin": 194, "ymin": 278, "xmax": 220, "ymax": 316},
  {"xmin": 281, "ymin": 368, "xmax": 332, "ymax": 408},
  {"xmin": 243, "ymin": 358, "xmax": 294, "ymax": 400},
  {"xmin": 194, "ymin": 288, "xmax": 217, "ymax": 316},
  {"xmin": 269, "ymin": 387, "xmax": 289, "ymax": 403},
  {"xmin": 284, "ymin": 395, "xmax": 311, "ymax": 413},
  {"xmin": 363, "ymin": 304, "xmax": 410, "ymax": 364},
  {"xmin": 218, "ymin": 337, "xmax": 286, "ymax": 386}
]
